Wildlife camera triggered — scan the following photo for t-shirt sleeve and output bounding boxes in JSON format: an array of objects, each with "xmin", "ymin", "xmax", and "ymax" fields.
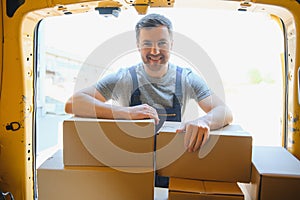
[
  {"xmin": 94, "ymin": 68, "xmax": 130, "ymax": 101},
  {"xmin": 185, "ymin": 69, "xmax": 212, "ymax": 102}
]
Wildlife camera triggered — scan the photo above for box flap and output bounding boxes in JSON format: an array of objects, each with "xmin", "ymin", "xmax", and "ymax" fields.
[
  {"xmin": 169, "ymin": 177, "xmax": 244, "ymax": 197},
  {"xmin": 158, "ymin": 121, "xmax": 251, "ymax": 138},
  {"xmin": 65, "ymin": 117, "xmax": 155, "ymax": 123},
  {"xmin": 253, "ymin": 146, "xmax": 300, "ymax": 177},
  {"xmin": 158, "ymin": 121, "xmax": 181, "ymax": 133},
  {"xmin": 218, "ymin": 124, "xmax": 245, "ymax": 132},
  {"xmin": 204, "ymin": 181, "xmax": 244, "ymax": 196},
  {"xmin": 169, "ymin": 177, "xmax": 204, "ymax": 193},
  {"xmin": 158, "ymin": 122, "xmax": 246, "ymax": 133}
]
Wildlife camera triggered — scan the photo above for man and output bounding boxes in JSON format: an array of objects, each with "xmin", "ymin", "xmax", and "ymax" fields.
[{"xmin": 65, "ymin": 13, "xmax": 232, "ymax": 161}]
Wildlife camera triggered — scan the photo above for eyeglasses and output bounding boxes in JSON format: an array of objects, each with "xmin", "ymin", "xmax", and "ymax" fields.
[{"xmin": 140, "ymin": 40, "xmax": 170, "ymax": 49}]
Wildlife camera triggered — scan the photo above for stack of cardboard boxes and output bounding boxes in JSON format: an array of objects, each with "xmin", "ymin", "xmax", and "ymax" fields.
[
  {"xmin": 156, "ymin": 122, "xmax": 252, "ymax": 200},
  {"xmin": 157, "ymin": 124, "xmax": 300, "ymax": 200},
  {"xmin": 37, "ymin": 117, "xmax": 300, "ymax": 200},
  {"xmin": 37, "ymin": 118, "xmax": 156, "ymax": 200}
]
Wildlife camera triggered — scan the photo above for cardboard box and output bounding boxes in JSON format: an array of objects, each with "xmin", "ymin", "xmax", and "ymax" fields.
[
  {"xmin": 242, "ymin": 146, "xmax": 300, "ymax": 200},
  {"xmin": 63, "ymin": 117, "xmax": 155, "ymax": 167},
  {"xmin": 37, "ymin": 150, "xmax": 154, "ymax": 200},
  {"xmin": 156, "ymin": 122, "xmax": 252, "ymax": 183},
  {"xmin": 169, "ymin": 177, "xmax": 244, "ymax": 200}
]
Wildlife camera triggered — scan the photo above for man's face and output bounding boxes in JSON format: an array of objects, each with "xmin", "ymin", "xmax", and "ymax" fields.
[{"xmin": 137, "ymin": 26, "xmax": 173, "ymax": 73}]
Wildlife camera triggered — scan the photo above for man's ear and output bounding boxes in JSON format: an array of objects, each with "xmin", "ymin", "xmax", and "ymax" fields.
[{"xmin": 136, "ymin": 41, "xmax": 141, "ymax": 52}]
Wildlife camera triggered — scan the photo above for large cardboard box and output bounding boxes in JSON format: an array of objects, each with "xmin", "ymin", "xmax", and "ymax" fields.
[
  {"xmin": 37, "ymin": 150, "xmax": 154, "ymax": 200},
  {"xmin": 156, "ymin": 122, "xmax": 252, "ymax": 183},
  {"xmin": 169, "ymin": 177, "xmax": 244, "ymax": 200},
  {"xmin": 63, "ymin": 117, "xmax": 155, "ymax": 167},
  {"xmin": 242, "ymin": 146, "xmax": 300, "ymax": 200}
]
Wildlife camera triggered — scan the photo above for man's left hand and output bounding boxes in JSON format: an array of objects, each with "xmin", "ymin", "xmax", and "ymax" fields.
[{"xmin": 176, "ymin": 120, "xmax": 210, "ymax": 152}]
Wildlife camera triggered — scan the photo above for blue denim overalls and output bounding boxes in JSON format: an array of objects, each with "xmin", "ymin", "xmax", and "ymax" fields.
[{"xmin": 128, "ymin": 66, "xmax": 183, "ymax": 188}]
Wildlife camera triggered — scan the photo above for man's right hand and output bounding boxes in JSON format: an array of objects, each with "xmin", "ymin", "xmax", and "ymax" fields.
[{"xmin": 125, "ymin": 104, "xmax": 160, "ymax": 125}]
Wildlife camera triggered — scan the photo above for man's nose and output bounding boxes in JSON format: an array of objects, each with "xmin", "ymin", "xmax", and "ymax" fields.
[{"xmin": 150, "ymin": 43, "xmax": 160, "ymax": 54}]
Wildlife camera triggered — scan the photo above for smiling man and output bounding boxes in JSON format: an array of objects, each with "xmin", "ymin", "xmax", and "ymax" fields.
[{"xmin": 65, "ymin": 13, "xmax": 233, "ymax": 187}]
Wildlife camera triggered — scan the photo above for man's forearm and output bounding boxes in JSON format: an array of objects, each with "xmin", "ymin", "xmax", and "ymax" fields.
[
  {"xmin": 197, "ymin": 105, "xmax": 233, "ymax": 130},
  {"xmin": 65, "ymin": 93, "xmax": 125, "ymax": 119}
]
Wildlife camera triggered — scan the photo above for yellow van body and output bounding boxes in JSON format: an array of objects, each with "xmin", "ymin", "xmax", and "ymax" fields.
[{"xmin": 0, "ymin": 0, "xmax": 299, "ymax": 199}]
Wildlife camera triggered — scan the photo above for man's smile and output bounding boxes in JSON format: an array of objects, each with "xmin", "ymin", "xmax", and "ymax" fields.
[{"xmin": 147, "ymin": 54, "xmax": 163, "ymax": 61}]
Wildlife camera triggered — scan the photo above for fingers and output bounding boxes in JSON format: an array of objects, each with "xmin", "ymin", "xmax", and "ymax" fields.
[
  {"xmin": 186, "ymin": 126, "xmax": 198, "ymax": 152},
  {"xmin": 183, "ymin": 128, "xmax": 191, "ymax": 149},
  {"xmin": 144, "ymin": 104, "xmax": 160, "ymax": 124},
  {"xmin": 192, "ymin": 131, "xmax": 204, "ymax": 152},
  {"xmin": 140, "ymin": 104, "xmax": 160, "ymax": 124},
  {"xmin": 193, "ymin": 127, "xmax": 209, "ymax": 152},
  {"xmin": 184, "ymin": 124, "xmax": 209, "ymax": 152},
  {"xmin": 201, "ymin": 128, "xmax": 209, "ymax": 147}
]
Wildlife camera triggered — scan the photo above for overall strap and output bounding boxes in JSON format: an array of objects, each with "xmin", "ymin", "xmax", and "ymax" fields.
[
  {"xmin": 129, "ymin": 66, "xmax": 139, "ymax": 92},
  {"xmin": 174, "ymin": 66, "xmax": 183, "ymax": 106},
  {"xmin": 129, "ymin": 66, "xmax": 141, "ymax": 106}
]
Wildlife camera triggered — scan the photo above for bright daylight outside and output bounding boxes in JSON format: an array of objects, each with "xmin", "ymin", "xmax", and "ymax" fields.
[{"xmin": 35, "ymin": 7, "xmax": 284, "ymax": 166}]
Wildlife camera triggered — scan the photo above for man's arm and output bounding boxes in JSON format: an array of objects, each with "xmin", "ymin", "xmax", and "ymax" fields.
[
  {"xmin": 65, "ymin": 86, "xmax": 160, "ymax": 123},
  {"xmin": 196, "ymin": 93, "xmax": 233, "ymax": 130},
  {"xmin": 177, "ymin": 94, "xmax": 233, "ymax": 152},
  {"xmin": 65, "ymin": 86, "xmax": 118, "ymax": 118}
]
